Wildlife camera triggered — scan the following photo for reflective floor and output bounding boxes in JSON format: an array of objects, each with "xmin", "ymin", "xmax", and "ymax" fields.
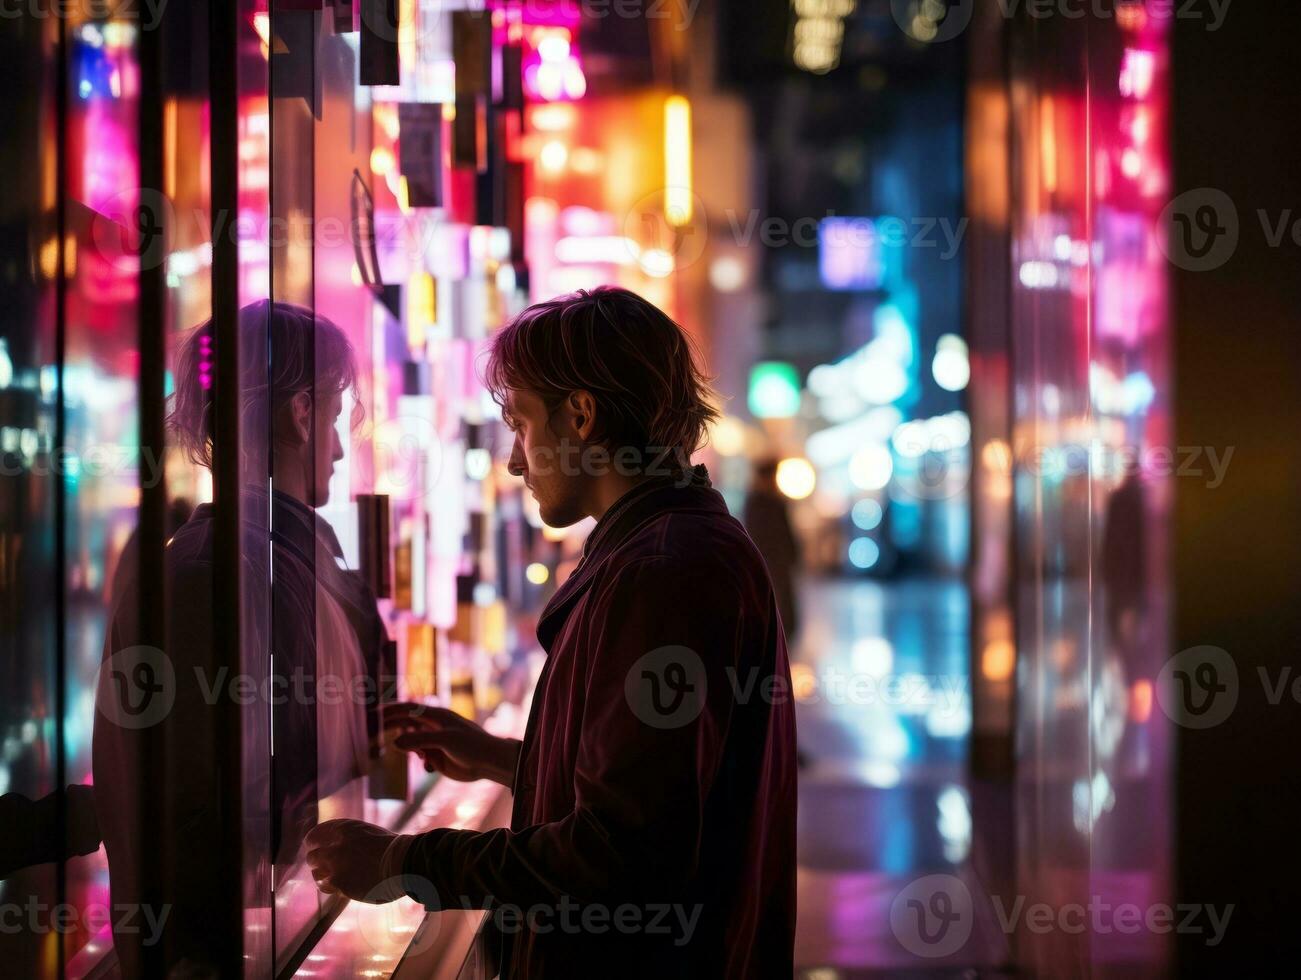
[{"xmin": 792, "ymin": 576, "xmax": 1010, "ymax": 977}]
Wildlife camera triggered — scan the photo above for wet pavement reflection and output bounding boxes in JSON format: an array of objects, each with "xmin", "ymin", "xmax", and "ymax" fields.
[{"xmin": 793, "ymin": 577, "xmax": 1008, "ymax": 977}]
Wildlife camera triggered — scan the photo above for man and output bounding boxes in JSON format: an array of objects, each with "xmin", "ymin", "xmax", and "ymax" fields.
[
  {"xmin": 95, "ymin": 301, "xmax": 387, "ymax": 975},
  {"xmin": 744, "ymin": 457, "xmax": 803, "ymax": 641},
  {"xmin": 307, "ymin": 287, "xmax": 798, "ymax": 978}
]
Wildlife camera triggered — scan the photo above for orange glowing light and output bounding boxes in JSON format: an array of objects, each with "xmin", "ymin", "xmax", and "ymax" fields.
[
  {"xmin": 981, "ymin": 439, "xmax": 1013, "ymax": 473},
  {"xmin": 525, "ymin": 196, "xmax": 560, "ymax": 222},
  {"xmin": 790, "ymin": 663, "xmax": 817, "ymax": 701},
  {"xmin": 530, "ymin": 103, "xmax": 577, "ymax": 132},
  {"xmin": 1040, "ymin": 96, "xmax": 1057, "ymax": 193},
  {"xmin": 370, "ymin": 146, "xmax": 395, "ymax": 176},
  {"xmin": 664, "ymin": 95, "xmax": 693, "ymax": 226},
  {"xmin": 251, "ymin": 12, "xmax": 271, "ymax": 58},
  {"xmin": 1131, "ymin": 679, "xmax": 1154, "ymax": 723},
  {"xmin": 981, "ymin": 640, "xmax": 1015, "ymax": 682},
  {"xmin": 539, "ymin": 140, "xmax": 568, "ymax": 174},
  {"xmin": 569, "ymin": 147, "xmax": 602, "ymax": 174},
  {"xmin": 1116, "ymin": 2, "xmax": 1148, "ymax": 31}
]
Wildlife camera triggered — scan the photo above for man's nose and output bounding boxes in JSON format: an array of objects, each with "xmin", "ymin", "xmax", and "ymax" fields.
[{"xmin": 506, "ymin": 436, "xmax": 526, "ymax": 477}]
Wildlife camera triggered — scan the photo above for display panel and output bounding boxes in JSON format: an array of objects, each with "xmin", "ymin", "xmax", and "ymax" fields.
[
  {"xmin": 1008, "ymin": 10, "xmax": 1172, "ymax": 976},
  {"xmin": 6, "ymin": 3, "xmax": 592, "ymax": 975}
]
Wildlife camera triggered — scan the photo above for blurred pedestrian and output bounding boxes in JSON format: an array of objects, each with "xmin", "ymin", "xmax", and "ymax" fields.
[{"xmin": 744, "ymin": 457, "xmax": 803, "ymax": 641}]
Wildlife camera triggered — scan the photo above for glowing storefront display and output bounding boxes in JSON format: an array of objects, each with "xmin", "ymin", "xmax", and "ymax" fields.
[
  {"xmin": 1, "ymin": 1, "xmax": 645, "ymax": 975},
  {"xmin": 1006, "ymin": 7, "xmax": 1172, "ymax": 974}
]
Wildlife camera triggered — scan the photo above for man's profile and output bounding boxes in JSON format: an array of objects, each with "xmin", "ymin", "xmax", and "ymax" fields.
[{"xmin": 306, "ymin": 286, "xmax": 798, "ymax": 978}]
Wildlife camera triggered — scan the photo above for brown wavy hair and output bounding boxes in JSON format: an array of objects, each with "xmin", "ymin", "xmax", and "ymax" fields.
[
  {"xmin": 483, "ymin": 287, "xmax": 720, "ymax": 472},
  {"xmin": 169, "ymin": 300, "xmax": 360, "ymax": 470}
]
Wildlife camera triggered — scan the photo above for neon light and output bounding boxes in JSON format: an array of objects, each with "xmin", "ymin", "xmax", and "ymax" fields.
[
  {"xmin": 664, "ymin": 96, "xmax": 693, "ymax": 227},
  {"xmin": 748, "ymin": 362, "xmax": 801, "ymax": 419}
]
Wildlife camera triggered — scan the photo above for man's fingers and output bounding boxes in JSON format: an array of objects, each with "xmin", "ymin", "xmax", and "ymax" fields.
[
  {"xmin": 383, "ymin": 702, "xmax": 442, "ymax": 724},
  {"xmin": 392, "ymin": 733, "xmax": 450, "ymax": 769},
  {"xmin": 382, "ymin": 712, "xmax": 428, "ymax": 731},
  {"xmin": 315, "ymin": 875, "xmax": 338, "ymax": 895},
  {"xmin": 305, "ymin": 820, "xmax": 343, "ymax": 849},
  {"xmin": 386, "ymin": 703, "xmax": 465, "ymax": 727},
  {"xmin": 394, "ymin": 732, "xmax": 449, "ymax": 752},
  {"xmin": 306, "ymin": 817, "xmax": 358, "ymax": 850}
]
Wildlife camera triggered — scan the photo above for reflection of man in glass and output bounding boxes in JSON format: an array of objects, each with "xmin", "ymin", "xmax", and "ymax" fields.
[{"xmin": 93, "ymin": 301, "xmax": 384, "ymax": 975}]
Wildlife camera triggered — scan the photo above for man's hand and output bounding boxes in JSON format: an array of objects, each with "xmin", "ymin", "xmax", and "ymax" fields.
[
  {"xmin": 304, "ymin": 819, "xmax": 409, "ymax": 904},
  {"xmin": 384, "ymin": 703, "xmax": 521, "ymax": 787}
]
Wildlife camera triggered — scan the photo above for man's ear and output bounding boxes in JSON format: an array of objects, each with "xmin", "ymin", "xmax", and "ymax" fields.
[
  {"xmin": 567, "ymin": 390, "xmax": 598, "ymax": 442},
  {"xmin": 281, "ymin": 390, "xmax": 313, "ymax": 446}
]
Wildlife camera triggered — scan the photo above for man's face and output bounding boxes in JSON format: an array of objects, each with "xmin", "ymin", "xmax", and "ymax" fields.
[
  {"xmin": 504, "ymin": 387, "xmax": 589, "ymax": 527},
  {"xmin": 311, "ymin": 387, "xmax": 345, "ymax": 508}
]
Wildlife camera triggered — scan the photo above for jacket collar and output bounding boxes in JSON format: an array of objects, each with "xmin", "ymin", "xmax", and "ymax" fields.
[
  {"xmin": 189, "ymin": 486, "xmax": 343, "ymax": 566},
  {"xmin": 535, "ymin": 464, "xmax": 725, "ymax": 651}
]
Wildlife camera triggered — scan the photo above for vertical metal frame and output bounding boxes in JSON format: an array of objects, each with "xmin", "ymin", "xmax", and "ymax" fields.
[
  {"xmin": 53, "ymin": 10, "xmax": 70, "ymax": 976},
  {"xmin": 210, "ymin": 0, "xmax": 246, "ymax": 972},
  {"xmin": 136, "ymin": 4, "xmax": 169, "ymax": 975}
]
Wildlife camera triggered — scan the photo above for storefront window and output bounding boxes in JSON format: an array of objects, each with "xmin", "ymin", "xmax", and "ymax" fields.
[{"xmin": 1008, "ymin": 10, "xmax": 1172, "ymax": 974}]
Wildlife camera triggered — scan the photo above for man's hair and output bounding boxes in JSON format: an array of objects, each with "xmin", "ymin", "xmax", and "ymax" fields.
[
  {"xmin": 169, "ymin": 300, "xmax": 360, "ymax": 470},
  {"xmin": 483, "ymin": 286, "xmax": 720, "ymax": 470}
]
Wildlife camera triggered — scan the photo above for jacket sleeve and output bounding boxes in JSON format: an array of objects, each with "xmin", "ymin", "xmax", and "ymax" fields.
[{"xmin": 402, "ymin": 556, "xmax": 742, "ymax": 909}]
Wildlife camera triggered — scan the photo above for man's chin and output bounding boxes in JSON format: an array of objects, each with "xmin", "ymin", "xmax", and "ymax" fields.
[{"xmin": 538, "ymin": 503, "xmax": 583, "ymax": 529}]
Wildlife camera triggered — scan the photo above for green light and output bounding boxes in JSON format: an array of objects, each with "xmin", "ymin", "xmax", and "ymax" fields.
[{"xmin": 748, "ymin": 362, "xmax": 801, "ymax": 419}]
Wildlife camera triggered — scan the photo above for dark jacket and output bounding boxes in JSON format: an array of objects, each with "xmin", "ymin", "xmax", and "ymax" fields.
[
  {"xmin": 403, "ymin": 468, "xmax": 798, "ymax": 978},
  {"xmin": 93, "ymin": 489, "xmax": 384, "ymax": 975}
]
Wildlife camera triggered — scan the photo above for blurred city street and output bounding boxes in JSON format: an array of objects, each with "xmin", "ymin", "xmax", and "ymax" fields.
[{"xmin": 792, "ymin": 578, "xmax": 1006, "ymax": 975}]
